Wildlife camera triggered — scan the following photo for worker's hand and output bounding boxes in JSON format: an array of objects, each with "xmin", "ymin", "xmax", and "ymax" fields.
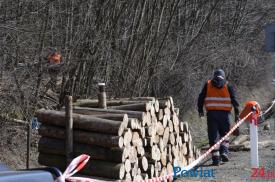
[
  {"xmin": 199, "ymin": 112, "xmax": 204, "ymax": 118},
  {"xmin": 232, "ymin": 127, "xmax": 240, "ymax": 136}
]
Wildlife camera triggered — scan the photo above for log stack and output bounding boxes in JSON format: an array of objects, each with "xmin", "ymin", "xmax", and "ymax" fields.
[{"xmin": 36, "ymin": 97, "xmax": 200, "ymax": 181}]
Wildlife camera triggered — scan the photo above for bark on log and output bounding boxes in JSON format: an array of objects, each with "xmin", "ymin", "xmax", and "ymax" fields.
[
  {"xmin": 71, "ymin": 106, "xmax": 145, "ymax": 119},
  {"xmin": 73, "ymin": 99, "xmax": 152, "ymax": 108},
  {"xmin": 36, "ymin": 109, "xmax": 125, "ymax": 135},
  {"xmin": 110, "ymin": 103, "xmax": 152, "ymax": 112},
  {"xmin": 38, "ymin": 153, "xmax": 125, "ymax": 179},
  {"xmin": 38, "ymin": 125, "xmax": 123, "ymax": 148},
  {"xmin": 38, "ymin": 137, "xmax": 124, "ymax": 162}
]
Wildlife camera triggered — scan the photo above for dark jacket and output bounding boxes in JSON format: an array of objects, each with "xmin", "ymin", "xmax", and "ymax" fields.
[{"xmin": 197, "ymin": 80, "xmax": 240, "ymax": 115}]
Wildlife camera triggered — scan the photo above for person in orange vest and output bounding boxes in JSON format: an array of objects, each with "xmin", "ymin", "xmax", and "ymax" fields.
[
  {"xmin": 197, "ymin": 69, "xmax": 240, "ymax": 165},
  {"xmin": 48, "ymin": 51, "xmax": 62, "ymax": 64}
]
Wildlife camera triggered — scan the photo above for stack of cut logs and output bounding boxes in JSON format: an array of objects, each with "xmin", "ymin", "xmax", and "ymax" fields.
[{"xmin": 37, "ymin": 97, "xmax": 200, "ymax": 181}]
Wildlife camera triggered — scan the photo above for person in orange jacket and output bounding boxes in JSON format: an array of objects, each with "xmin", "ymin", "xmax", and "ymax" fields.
[
  {"xmin": 197, "ymin": 69, "xmax": 240, "ymax": 165},
  {"xmin": 48, "ymin": 51, "xmax": 62, "ymax": 64}
]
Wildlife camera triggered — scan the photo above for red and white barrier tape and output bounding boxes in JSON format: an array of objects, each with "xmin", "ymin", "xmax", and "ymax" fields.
[
  {"xmin": 55, "ymin": 154, "xmax": 94, "ymax": 182},
  {"xmin": 55, "ymin": 111, "xmax": 253, "ymax": 182},
  {"xmin": 137, "ymin": 111, "xmax": 253, "ymax": 182}
]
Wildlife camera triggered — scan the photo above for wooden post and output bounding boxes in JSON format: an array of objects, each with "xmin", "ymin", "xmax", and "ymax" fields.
[
  {"xmin": 98, "ymin": 83, "xmax": 107, "ymax": 109},
  {"xmin": 65, "ymin": 95, "xmax": 73, "ymax": 164},
  {"xmin": 26, "ymin": 121, "xmax": 31, "ymax": 169}
]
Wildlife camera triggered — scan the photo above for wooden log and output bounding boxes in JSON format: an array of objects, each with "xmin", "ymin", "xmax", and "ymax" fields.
[
  {"xmin": 98, "ymin": 83, "xmax": 107, "ymax": 109},
  {"xmin": 140, "ymin": 127, "xmax": 146, "ymax": 138},
  {"xmin": 131, "ymin": 162, "xmax": 139, "ymax": 177},
  {"xmin": 38, "ymin": 125, "xmax": 123, "ymax": 148},
  {"xmin": 168, "ymin": 144, "xmax": 172, "ymax": 162},
  {"xmin": 124, "ymin": 159, "xmax": 131, "ymax": 173},
  {"xmin": 150, "ymin": 105, "xmax": 156, "ymax": 118},
  {"xmin": 169, "ymin": 133, "xmax": 175, "ymax": 145},
  {"xmin": 187, "ymin": 141, "xmax": 193, "ymax": 158},
  {"xmin": 180, "ymin": 132, "xmax": 189, "ymax": 143},
  {"xmin": 155, "ymin": 161, "xmax": 162, "ymax": 172},
  {"xmin": 158, "ymin": 100, "xmax": 171, "ymax": 109},
  {"xmin": 143, "ymin": 112, "xmax": 151, "ymax": 126},
  {"xmin": 128, "ymin": 146, "xmax": 138, "ymax": 163},
  {"xmin": 154, "ymin": 167, "xmax": 159, "ymax": 177},
  {"xmin": 156, "ymin": 122, "xmax": 164, "ymax": 136},
  {"xmin": 124, "ymin": 97, "xmax": 155, "ymax": 101},
  {"xmin": 123, "ymin": 129, "xmax": 133, "ymax": 147},
  {"xmin": 172, "ymin": 145, "xmax": 179, "ymax": 158},
  {"xmin": 157, "ymin": 109, "xmax": 164, "ymax": 121},
  {"xmin": 166, "ymin": 162, "xmax": 174, "ymax": 182},
  {"xmin": 151, "ymin": 145, "xmax": 161, "ymax": 161},
  {"xmin": 160, "ymin": 149, "xmax": 167, "ymax": 166},
  {"xmin": 128, "ymin": 118, "xmax": 141, "ymax": 130},
  {"xmin": 145, "ymin": 126, "xmax": 156, "ymax": 137},
  {"xmin": 181, "ymin": 143, "xmax": 188, "ymax": 155},
  {"xmin": 73, "ymin": 99, "xmax": 154, "ymax": 108},
  {"xmin": 137, "ymin": 145, "xmax": 145, "ymax": 156},
  {"xmin": 149, "ymin": 164, "xmax": 155, "ymax": 178},
  {"xmin": 174, "ymin": 108, "xmax": 179, "ymax": 116},
  {"xmin": 90, "ymin": 113, "xmax": 128, "ymax": 121},
  {"xmin": 70, "ymin": 107, "xmax": 147, "ymax": 121},
  {"xmin": 122, "ymin": 146, "xmax": 131, "ymax": 162},
  {"xmin": 159, "ymin": 138, "xmax": 164, "ymax": 152},
  {"xmin": 182, "ymin": 121, "xmax": 189, "ymax": 132},
  {"xmin": 164, "ymin": 107, "xmax": 171, "ymax": 115},
  {"xmin": 162, "ymin": 127, "xmax": 170, "ymax": 147},
  {"xmin": 139, "ymin": 156, "xmax": 148, "ymax": 172},
  {"xmin": 110, "ymin": 103, "xmax": 152, "ymax": 112},
  {"xmin": 132, "ymin": 132, "xmax": 142, "ymax": 147},
  {"xmin": 162, "ymin": 114, "xmax": 169, "ymax": 128},
  {"xmin": 38, "ymin": 137, "xmax": 125, "ymax": 163},
  {"xmin": 125, "ymin": 172, "xmax": 132, "ymax": 181},
  {"xmin": 38, "ymin": 153, "xmax": 125, "ymax": 179},
  {"xmin": 154, "ymin": 99, "xmax": 160, "ymax": 113},
  {"xmin": 36, "ymin": 109, "xmax": 126, "ymax": 135},
  {"xmin": 168, "ymin": 120, "xmax": 173, "ymax": 133},
  {"xmin": 141, "ymin": 173, "xmax": 149, "ymax": 180},
  {"xmin": 65, "ymin": 95, "xmax": 73, "ymax": 164}
]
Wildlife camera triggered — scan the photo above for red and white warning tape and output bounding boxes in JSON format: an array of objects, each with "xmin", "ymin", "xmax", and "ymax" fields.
[
  {"xmin": 55, "ymin": 112, "xmax": 253, "ymax": 182},
  {"xmin": 137, "ymin": 111, "xmax": 253, "ymax": 182},
  {"xmin": 55, "ymin": 154, "xmax": 94, "ymax": 182}
]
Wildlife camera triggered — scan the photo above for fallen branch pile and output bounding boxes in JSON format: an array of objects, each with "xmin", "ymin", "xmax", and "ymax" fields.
[{"xmin": 36, "ymin": 97, "xmax": 200, "ymax": 181}]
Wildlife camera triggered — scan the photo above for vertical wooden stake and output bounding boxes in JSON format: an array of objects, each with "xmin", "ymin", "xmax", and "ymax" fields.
[
  {"xmin": 65, "ymin": 95, "xmax": 73, "ymax": 165},
  {"xmin": 26, "ymin": 121, "xmax": 31, "ymax": 169},
  {"xmin": 98, "ymin": 83, "xmax": 107, "ymax": 109}
]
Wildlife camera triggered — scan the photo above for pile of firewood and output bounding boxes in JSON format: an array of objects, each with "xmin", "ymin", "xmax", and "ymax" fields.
[{"xmin": 36, "ymin": 97, "xmax": 200, "ymax": 181}]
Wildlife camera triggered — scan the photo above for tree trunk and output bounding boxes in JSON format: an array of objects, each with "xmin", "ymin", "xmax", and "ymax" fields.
[
  {"xmin": 38, "ymin": 125, "xmax": 123, "ymax": 148},
  {"xmin": 36, "ymin": 109, "xmax": 125, "ymax": 135},
  {"xmin": 38, "ymin": 153, "xmax": 125, "ymax": 179},
  {"xmin": 38, "ymin": 137, "xmax": 124, "ymax": 162}
]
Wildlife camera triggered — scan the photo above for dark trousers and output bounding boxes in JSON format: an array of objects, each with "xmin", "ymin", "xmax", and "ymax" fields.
[{"xmin": 207, "ymin": 110, "xmax": 230, "ymax": 157}]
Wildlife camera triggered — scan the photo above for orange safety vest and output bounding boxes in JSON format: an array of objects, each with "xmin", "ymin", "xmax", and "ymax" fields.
[
  {"xmin": 204, "ymin": 80, "xmax": 232, "ymax": 111},
  {"xmin": 48, "ymin": 52, "xmax": 62, "ymax": 64}
]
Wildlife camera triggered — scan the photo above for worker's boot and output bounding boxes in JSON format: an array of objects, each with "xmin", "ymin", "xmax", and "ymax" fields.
[
  {"xmin": 221, "ymin": 153, "xmax": 229, "ymax": 162},
  {"xmin": 220, "ymin": 140, "xmax": 229, "ymax": 162},
  {"xmin": 211, "ymin": 151, "xmax": 220, "ymax": 166}
]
